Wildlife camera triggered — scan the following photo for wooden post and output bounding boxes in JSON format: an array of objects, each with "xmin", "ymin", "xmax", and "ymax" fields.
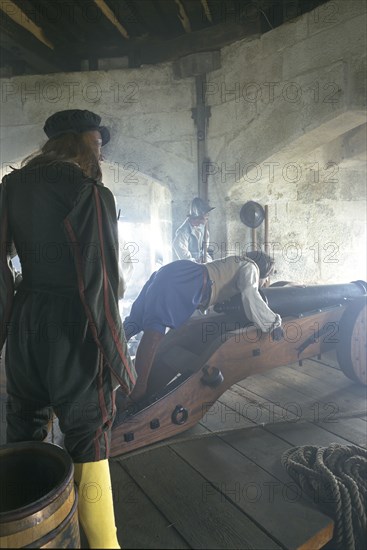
[
  {"xmin": 203, "ymin": 220, "xmax": 208, "ymax": 263},
  {"xmin": 265, "ymin": 204, "xmax": 269, "ymax": 254},
  {"xmin": 251, "ymin": 227, "xmax": 257, "ymax": 251},
  {"xmin": 195, "ymin": 74, "xmax": 208, "ymax": 201}
]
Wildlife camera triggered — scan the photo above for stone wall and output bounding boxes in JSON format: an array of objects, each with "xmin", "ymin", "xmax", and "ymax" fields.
[
  {"xmin": 204, "ymin": 0, "xmax": 366, "ymax": 283},
  {"xmin": 0, "ymin": 0, "xmax": 366, "ymax": 285}
]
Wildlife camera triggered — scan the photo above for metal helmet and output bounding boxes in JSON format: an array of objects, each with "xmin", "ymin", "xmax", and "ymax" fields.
[
  {"xmin": 189, "ymin": 197, "xmax": 215, "ymax": 218},
  {"xmin": 239, "ymin": 201, "xmax": 265, "ymax": 228}
]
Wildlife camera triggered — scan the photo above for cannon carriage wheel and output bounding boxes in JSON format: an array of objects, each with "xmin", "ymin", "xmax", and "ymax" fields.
[{"xmin": 336, "ymin": 298, "xmax": 367, "ymax": 385}]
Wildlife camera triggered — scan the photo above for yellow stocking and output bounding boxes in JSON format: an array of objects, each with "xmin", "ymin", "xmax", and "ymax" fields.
[{"xmin": 74, "ymin": 459, "xmax": 120, "ymax": 549}]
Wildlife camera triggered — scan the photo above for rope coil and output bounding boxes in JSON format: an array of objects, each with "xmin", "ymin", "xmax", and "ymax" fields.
[{"xmin": 282, "ymin": 444, "xmax": 367, "ymax": 550}]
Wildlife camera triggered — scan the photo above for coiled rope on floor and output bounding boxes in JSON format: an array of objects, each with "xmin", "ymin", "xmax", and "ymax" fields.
[{"xmin": 281, "ymin": 444, "xmax": 367, "ymax": 550}]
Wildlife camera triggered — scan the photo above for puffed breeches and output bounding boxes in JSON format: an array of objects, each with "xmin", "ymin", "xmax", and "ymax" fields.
[{"xmin": 5, "ymin": 289, "xmax": 115, "ymax": 462}]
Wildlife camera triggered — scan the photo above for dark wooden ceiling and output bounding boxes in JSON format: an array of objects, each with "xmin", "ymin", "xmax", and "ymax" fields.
[{"xmin": 0, "ymin": 0, "xmax": 331, "ymax": 76}]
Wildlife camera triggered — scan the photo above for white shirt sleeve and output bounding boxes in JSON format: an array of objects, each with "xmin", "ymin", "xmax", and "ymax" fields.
[
  {"xmin": 238, "ymin": 262, "xmax": 281, "ymax": 333},
  {"xmin": 202, "ymin": 227, "xmax": 213, "ymax": 262}
]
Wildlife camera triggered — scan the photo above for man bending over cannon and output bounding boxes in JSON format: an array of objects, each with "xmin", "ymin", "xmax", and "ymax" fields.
[{"xmin": 123, "ymin": 251, "xmax": 283, "ymax": 402}]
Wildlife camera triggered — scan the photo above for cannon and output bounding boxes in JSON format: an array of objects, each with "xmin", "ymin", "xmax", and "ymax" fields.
[{"xmin": 111, "ymin": 281, "xmax": 367, "ymax": 457}]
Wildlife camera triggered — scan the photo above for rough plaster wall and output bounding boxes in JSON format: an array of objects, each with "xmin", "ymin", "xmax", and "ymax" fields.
[
  {"xmin": 0, "ymin": 64, "xmax": 196, "ymax": 189},
  {"xmin": 205, "ymin": 0, "xmax": 367, "ymax": 283},
  {"xmin": 0, "ymin": 0, "xmax": 366, "ymax": 285},
  {"xmin": 0, "ymin": 63, "xmax": 196, "ymax": 282}
]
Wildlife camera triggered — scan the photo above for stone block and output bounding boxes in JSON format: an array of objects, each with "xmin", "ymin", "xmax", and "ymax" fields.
[
  {"xmin": 173, "ymin": 51, "xmax": 221, "ymax": 79},
  {"xmin": 261, "ymin": 14, "xmax": 308, "ymax": 56},
  {"xmin": 114, "ymin": 110, "xmax": 195, "ymax": 142},
  {"xmin": 221, "ymin": 36, "xmax": 262, "ymax": 70},
  {"xmin": 206, "ymin": 98, "xmax": 257, "ymax": 137},
  {"xmin": 342, "ymin": 123, "xmax": 367, "ymax": 161},
  {"xmin": 307, "ymin": 0, "xmax": 367, "ymax": 37},
  {"xmin": 205, "ymin": 53, "xmax": 283, "ymax": 108},
  {"xmin": 154, "ymin": 139, "xmax": 194, "ymax": 162},
  {"xmin": 283, "ymin": 13, "xmax": 367, "ymax": 79}
]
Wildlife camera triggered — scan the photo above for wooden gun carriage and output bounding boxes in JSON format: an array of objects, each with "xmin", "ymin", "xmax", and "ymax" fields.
[{"xmin": 111, "ymin": 281, "xmax": 367, "ymax": 457}]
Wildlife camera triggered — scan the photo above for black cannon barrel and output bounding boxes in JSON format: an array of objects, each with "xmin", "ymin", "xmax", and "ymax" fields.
[
  {"xmin": 263, "ymin": 281, "xmax": 367, "ymax": 316},
  {"xmin": 214, "ymin": 281, "xmax": 367, "ymax": 317}
]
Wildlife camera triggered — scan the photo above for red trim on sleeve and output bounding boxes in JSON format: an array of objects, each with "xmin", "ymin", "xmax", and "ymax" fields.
[
  {"xmin": 93, "ymin": 187, "xmax": 136, "ymax": 386},
  {"xmin": 63, "ymin": 217, "xmax": 131, "ymax": 393}
]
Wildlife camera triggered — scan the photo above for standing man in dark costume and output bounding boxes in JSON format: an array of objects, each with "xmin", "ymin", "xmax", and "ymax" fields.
[
  {"xmin": 124, "ymin": 251, "xmax": 283, "ymax": 402},
  {"xmin": 0, "ymin": 109, "xmax": 136, "ymax": 549}
]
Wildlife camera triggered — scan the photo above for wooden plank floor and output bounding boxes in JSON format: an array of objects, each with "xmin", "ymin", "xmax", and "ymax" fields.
[
  {"xmin": 1, "ymin": 348, "xmax": 366, "ymax": 549},
  {"xmin": 111, "ymin": 351, "xmax": 366, "ymax": 549}
]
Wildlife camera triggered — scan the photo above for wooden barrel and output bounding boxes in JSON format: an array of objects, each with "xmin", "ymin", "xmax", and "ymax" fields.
[{"xmin": 0, "ymin": 442, "xmax": 80, "ymax": 548}]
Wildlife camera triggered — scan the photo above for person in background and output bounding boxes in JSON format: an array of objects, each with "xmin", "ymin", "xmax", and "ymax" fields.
[
  {"xmin": 123, "ymin": 250, "xmax": 283, "ymax": 403},
  {"xmin": 173, "ymin": 197, "xmax": 215, "ymax": 263},
  {"xmin": 0, "ymin": 109, "xmax": 136, "ymax": 549}
]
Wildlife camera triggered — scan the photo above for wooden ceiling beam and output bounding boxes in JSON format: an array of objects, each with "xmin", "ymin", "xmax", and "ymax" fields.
[
  {"xmin": 93, "ymin": 0, "xmax": 130, "ymax": 39},
  {"xmin": 0, "ymin": 24, "xmax": 61, "ymax": 74},
  {"xmin": 0, "ymin": 0, "xmax": 54, "ymax": 49},
  {"xmin": 20, "ymin": 0, "xmax": 86, "ymax": 48},
  {"xmin": 122, "ymin": 0, "xmax": 150, "ymax": 33},
  {"xmin": 174, "ymin": 0, "xmax": 191, "ymax": 33},
  {"xmin": 200, "ymin": 0, "xmax": 213, "ymax": 23},
  {"xmin": 126, "ymin": 16, "xmax": 261, "ymax": 67}
]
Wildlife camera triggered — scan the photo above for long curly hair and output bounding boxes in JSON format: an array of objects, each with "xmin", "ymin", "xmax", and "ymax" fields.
[
  {"xmin": 245, "ymin": 250, "xmax": 275, "ymax": 279},
  {"xmin": 21, "ymin": 132, "xmax": 102, "ymax": 181}
]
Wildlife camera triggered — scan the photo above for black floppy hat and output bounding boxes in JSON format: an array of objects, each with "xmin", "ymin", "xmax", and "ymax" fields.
[
  {"xmin": 43, "ymin": 109, "xmax": 110, "ymax": 145},
  {"xmin": 189, "ymin": 197, "xmax": 215, "ymax": 217}
]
